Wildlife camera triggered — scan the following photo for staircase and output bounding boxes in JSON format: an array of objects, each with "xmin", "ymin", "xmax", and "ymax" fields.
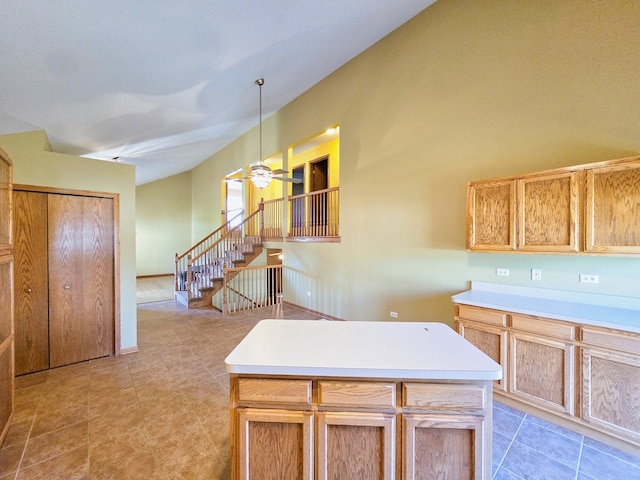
[{"xmin": 174, "ymin": 208, "xmax": 264, "ymax": 309}]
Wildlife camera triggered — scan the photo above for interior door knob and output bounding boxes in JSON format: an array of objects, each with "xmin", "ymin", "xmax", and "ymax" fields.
[
  {"xmin": 64, "ymin": 285, "xmax": 71, "ymax": 290},
  {"xmin": 25, "ymin": 288, "xmax": 32, "ymax": 294}
]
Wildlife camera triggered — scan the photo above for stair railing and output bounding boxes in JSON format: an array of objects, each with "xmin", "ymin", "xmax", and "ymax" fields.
[
  {"xmin": 175, "ymin": 205, "xmax": 265, "ymax": 304},
  {"xmin": 222, "ymin": 264, "xmax": 283, "ymax": 313}
]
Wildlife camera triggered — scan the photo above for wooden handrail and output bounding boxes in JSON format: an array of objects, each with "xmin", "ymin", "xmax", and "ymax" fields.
[{"xmin": 177, "ymin": 209, "xmax": 244, "ymax": 260}]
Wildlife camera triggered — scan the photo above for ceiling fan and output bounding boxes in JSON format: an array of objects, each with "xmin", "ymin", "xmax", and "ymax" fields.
[{"xmin": 243, "ymin": 78, "xmax": 302, "ymax": 188}]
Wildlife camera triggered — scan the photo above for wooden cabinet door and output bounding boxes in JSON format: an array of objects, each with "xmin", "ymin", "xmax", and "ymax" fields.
[
  {"xmin": 316, "ymin": 411, "xmax": 395, "ymax": 480},
  {"xmin": 585, "ymin": 160, "xmax": 640, "ymax": 253},
  {"xmin": 517, "ymin": 171, "xmax": 579, "ymax": 252},
  {"xmin": 48, "ymin": 194, "xmax": 114, "ymax": 368},
  {"xmin": 509, "ymin": 332, "xmax": 576, "ymax": 415},
  {"xmin": 457, "ymin": 320, "xmax": 507, "ymax": 392},
  {"xmin": 13, "ymin": 191, "xmax": 50, "ymax": 375},
  {"xmin": 402, "ymin": 414, "xmax": 486, "ymax": 480},
  {"xmin": 0, "ymin": 149, "xmax": 13, "ymax": 446},
  {"xmin": 237, "ymin": 408, "xmax": 314, "ymax": 480},
  {"xmin": 466, "ymin": 180, "xmax": 517, "ymax": 251},
  {"xmin": 582, "ymin": 347, "xmax": 640, "ymax": 443},
  {"xmin": 0, "ymin": 254, "xmax": 14, "ymax": 445}
]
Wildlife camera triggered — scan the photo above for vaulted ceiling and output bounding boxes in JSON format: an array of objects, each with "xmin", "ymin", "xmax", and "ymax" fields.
[{"xmin": 0, "ymin": 1, "xmax": 435, "ymax": 184}]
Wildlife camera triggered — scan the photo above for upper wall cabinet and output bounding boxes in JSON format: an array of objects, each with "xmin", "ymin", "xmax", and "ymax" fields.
[
  {"xmin": 467, "ymin": 156, "xmax": 640, "ymax": 255},
  {"xmin": 517, "ymin": 171, "xmax": 579, "ymax": 253},
  {"xmin": 466, "ymin": 179, "xmax": 517, "ymax": 251},
  {"xmin": 585, "ymin": 161, "xmax": 640, "ymax": 254}
]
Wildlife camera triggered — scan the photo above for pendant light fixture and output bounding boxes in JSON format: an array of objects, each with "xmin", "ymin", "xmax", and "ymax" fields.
[{"xmin": 250, "ymin": 78, "xmax": 273, "ymax": 189}]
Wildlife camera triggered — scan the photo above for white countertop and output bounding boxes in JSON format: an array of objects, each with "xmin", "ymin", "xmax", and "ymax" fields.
[
  {"xmin": 452, "ymin": 282, "xmax": 640, "ymax": 333},
  {"xmin": 224, "ymin": 319, "xmax": 502, "ymax": 380}
]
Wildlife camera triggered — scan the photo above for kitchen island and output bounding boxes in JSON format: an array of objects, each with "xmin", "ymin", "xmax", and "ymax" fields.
[{"xmin": 225, "ymin": 319, "xmax": 502, "ymax": 480}]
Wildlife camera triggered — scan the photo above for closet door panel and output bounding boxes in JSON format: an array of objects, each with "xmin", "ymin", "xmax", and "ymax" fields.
[
  {"xmin": 13, "ymin": 191, "xmax": 49, "ymax": 375},
  {"xmin": 48, "ymin": 194, "xmax": 85, "ymax": 367},
  {"xmin": 81, "ymin": 196, "xmax": 114, "ymax": 361}
]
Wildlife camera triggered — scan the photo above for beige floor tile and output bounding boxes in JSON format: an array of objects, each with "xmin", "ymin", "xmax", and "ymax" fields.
[
  {"xmin": 8, "ymin": 302, "xmax": 323, "ymax": 478},
  {"xmin": 16, "ymin": 444, "xmax": 89, "ymax": 480},
  {"xmin": 21, "ymin": 421, "xmax": 88, "ymax": 468}
]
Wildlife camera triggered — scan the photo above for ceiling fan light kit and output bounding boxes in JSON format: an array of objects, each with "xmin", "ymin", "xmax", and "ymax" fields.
[
  {"xmin": 249, "ymin": 163, "xmax": 273, "ymax": 189},
  {"xmin": 247, "ymin": 78, "xmax": 302, "ymax": 188}
]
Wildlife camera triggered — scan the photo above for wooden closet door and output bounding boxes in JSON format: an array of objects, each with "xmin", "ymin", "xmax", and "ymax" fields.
[
  {"xmin": 48, "ymin": 194, "xmax": 114, "ymax": 368},
  {"xmin": 13, "ymin": 191, "xmax": 50, "ymax": 375}
]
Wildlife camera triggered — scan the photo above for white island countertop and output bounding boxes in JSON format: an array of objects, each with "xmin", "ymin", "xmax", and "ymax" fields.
[{"xmin": 224, "ymin": 319, "xmax": 502, "ymax": 380}]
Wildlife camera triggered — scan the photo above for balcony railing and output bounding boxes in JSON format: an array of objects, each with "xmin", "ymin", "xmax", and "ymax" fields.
[{"xmin": 288, "ymin": 187, "xmax": 339, "ymax": 239}]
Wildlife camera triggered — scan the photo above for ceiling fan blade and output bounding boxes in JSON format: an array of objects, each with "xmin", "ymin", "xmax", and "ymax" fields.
[
  {"xmin": 271, "ymin": 168, "xmax": 289, "ymax": 175},
  {"xmin": 273, "ymin": 177, "xmax": 303, "ymax": 184}
]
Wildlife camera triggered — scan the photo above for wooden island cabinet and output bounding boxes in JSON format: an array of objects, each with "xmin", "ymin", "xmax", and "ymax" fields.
[
  {"xmin": 226, "ymin": 320, "xmax": 501, "ymax": 480},
  {"xmin": 454, "ymin": 282, "xmax": 640, "ymax": 451}
]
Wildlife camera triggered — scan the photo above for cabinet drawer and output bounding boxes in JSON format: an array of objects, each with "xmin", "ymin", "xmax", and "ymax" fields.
[
  {"xmin": 236, "ymin": 378, "xmax": 312, "ymax": 405},
  {"xmin": 403, "ymin": 383, "xmax": 486, "ymax": 413},
  {"xmin": 457, "ymin": 305, "xmax": 507, "ymax": 326},
  {"xmin": 318, "ymin": 381, "xmax": 396, "ymax": 408},
  {"xmin": 510, "ymin": 314, "xmax": 576, "ymax": 341},
  {"xmin": 581, "ymin": 327, "xmax": 640, "ymax": 355}
]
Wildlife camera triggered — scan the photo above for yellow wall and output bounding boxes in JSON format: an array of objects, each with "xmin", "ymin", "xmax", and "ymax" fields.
[
  {"xmin": 290, "ymin": 137, "xmax": 340, "ymax": 193},
  {"xmin": 0, "ymin": 130, "xmax": 138, "ymax": 351},
  {"xmin": 190, "ymin": 0, "xmax": 640, "ymax": 325},
  {"xmin": 136, "ymin": 171, "xmax": 192, "ymax": 276}
]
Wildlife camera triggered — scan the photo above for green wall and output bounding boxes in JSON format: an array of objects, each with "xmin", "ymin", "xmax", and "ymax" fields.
[
  {"xmin": 0, "ymin": 130, "xmax": 138, "ymax": 351},
  {"xmin": 188, "ymin": 0, "xmax": 640, "ymax": 326},
  {"xmin": 136, "ymin": 171, "xmax": 192, "ymax": 276}
]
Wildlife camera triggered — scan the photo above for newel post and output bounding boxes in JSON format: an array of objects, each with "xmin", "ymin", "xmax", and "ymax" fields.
[
  {"xmin": 259, "ymin": 197, "xmax": 265, "ymax": 241},
  {"xmin": 174, "ymin": 253, "xmax": 179, "ymax": 291}
]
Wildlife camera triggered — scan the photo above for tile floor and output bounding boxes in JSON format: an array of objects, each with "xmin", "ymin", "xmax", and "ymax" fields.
[
  {"xmin": 493, "ymin": 401, "xmax": 640, "ymax": 479},
  {"xmin": 1, "ymin": 300, "xmax": 639, "ymax": 479}
]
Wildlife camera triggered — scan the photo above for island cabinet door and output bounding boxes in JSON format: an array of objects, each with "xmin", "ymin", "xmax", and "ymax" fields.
[
  {"xmin": 402, "ymin": 414, "xmax": 486, "ymax": 480},
  {"xmin": 316, "ymin": 411, "xmax": 396, "ymax": 480},
  {"xmin": 236, "ymin": 408, "xmax": 314, "ymax": 480}
]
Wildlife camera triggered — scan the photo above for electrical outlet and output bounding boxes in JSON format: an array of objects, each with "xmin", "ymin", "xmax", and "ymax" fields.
[
  {"xmin": 390, "ymin": 311, "xmax": 398, "ymax": 318},
  {"xmin": 579, "ymin": 274, "xmax": 599, "ymax": 284},
  {"xmin": 531, "ymin": 268, "xmax": 542, "ymax": 281},
  {"xmin": 496, "ymin": 268, "xmax": 509, "ymax": 277}
]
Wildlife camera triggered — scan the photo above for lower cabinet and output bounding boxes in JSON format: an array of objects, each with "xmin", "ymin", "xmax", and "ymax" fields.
[
  {"xmin": 455, "ymin": 303, "xmax": 640, "ymax": 449},
  {"xmin": 237, "ymin": 408, "xmax": 314, "ymax": 479},
  {"xmin": 581, "ymin": 326, "xmax": 640, "ymax": 444},
  {"xmin": 402, "ymin": 414, "xmax": 484, "ymax": 480},
  {"xmin": 508, "ymin": 316, "xmax": 576, "ymax": 416},
  {"xmin": 230, "ymin": 377, "xmax": 492, "ymax": 480},
  {"xmin": 317, "ymin": 411, "xmax": 395, "ymax": 480}
]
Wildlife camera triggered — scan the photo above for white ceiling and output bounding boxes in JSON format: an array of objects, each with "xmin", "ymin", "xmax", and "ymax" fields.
[{"xmin": 0, "ymin": 1, "xmax": 435, "ymax": 185}]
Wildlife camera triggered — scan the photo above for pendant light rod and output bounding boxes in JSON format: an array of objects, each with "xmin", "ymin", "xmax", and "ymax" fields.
[{"xmin": 256, "ymin": 78, "xmax": 264, "ymax": 165}]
